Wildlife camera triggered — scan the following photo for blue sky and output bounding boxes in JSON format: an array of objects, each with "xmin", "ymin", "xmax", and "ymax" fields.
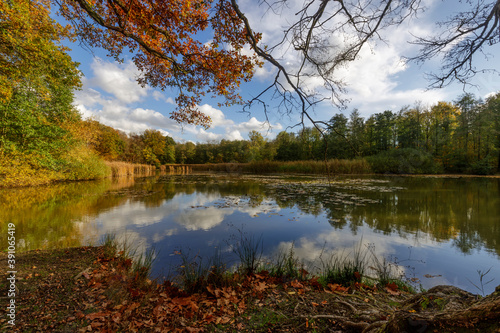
[{"xmin": 60, "ymin": 0, "xmax": 500, "ymax": 143}]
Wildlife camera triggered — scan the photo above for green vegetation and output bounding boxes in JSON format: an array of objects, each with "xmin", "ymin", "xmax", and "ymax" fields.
[
  {"xmin": 1, "ymin": 0, "xmax": 498, "ymax": 189},
  {"xmin": 175, "ymin": 233, "xmax": 416, "ymax": 295}
]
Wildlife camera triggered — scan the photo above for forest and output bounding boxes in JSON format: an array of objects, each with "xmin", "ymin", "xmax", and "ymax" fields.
[{"xmin": 1, "ymin": 0, "xmax": 500, "ymax": 188}]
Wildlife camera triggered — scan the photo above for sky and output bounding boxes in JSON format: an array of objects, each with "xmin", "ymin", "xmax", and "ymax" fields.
[{"xmin": 59, "ymin": 0, "xmax": 500, "ymax": 143}]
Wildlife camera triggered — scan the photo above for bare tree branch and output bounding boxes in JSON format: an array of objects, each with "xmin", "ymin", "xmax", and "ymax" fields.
[{"xmin": 409, "ymin": 0, "xmax": 500, "ymax": 88}]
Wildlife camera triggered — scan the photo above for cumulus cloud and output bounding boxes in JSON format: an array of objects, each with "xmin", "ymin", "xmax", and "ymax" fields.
[
  {"xmin": 225, "ymin": 130, "xmax": 244, "ymax": 141},
  {"xmin": 236, "ymin": 117, "xmax": 280, "ymax": 132},
  {"xmin": 196, "ymin": 128, "xmax": 222, "ymax": 142},
  {"xmin": 199, "ymin": 104, "xmax": 234, "ymax": 127},
  {"xmin": 74, "ymin": 58, "xmax": 181, "ymax": 134},
  {"xmin": 89, "ymin": 58, "xmax": 150, "ymax": 104}
]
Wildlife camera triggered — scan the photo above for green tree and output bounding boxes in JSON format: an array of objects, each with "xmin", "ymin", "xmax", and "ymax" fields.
[
  {"xmin": 428, "ymin": 102, "xmax": 459, "ymax": 170},
  {"xmin": 248, "ymin": 130, "xmax": 265, "ymax": 161},
  {"xmin": 142, "ymin": 129, "xmax": 166, "ymax": 166},
  {"xmin": 161, "ymin": 136, "xmax": 176, "ymax": 164},
  {"xmin": 0, "ymin": 0, "xmax": 95, "ymax": 187},
  {"xmin": 348, "ymin": 109, "xmax": 365, "ymax": 157},
  {"xmin": 397, "ymin": 105, "xmax": 423, "ymax": 150},
  {"xmin": 327, "ymin": 114, "xmax": 349, "ymax": 159},
  {"xmin": 274, "ymin": 132, "xmax": 300, "ymax": 161}
]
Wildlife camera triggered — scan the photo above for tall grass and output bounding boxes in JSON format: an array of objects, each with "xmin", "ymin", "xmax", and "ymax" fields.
[
  {"xmin": 234, "ymin": 233, "xmax": 264, "ymax": 275},
  {"xmin": 174, "ymin": 234, "xmax": 418, "ymax": 294},
  {"xmin": 318, "ymin": 242, "xmax": 369, "ymax": 287},
  {"xmin": 176, "ymin": 248, "xmax": 229, "ymax": 293},
  {"xmin": 172, "ymin": 159, "xmax": 371, "ymax": 175},
  {"xmin": 100, "ymin": 233, "xmax": 156, "ymax": 285},
  {"xmin": 163, "ymin": 164, "xmax": 193, "ymax": 174},
  {"xmin": 105, "ymin": 161, "xmax": 157, "ymax": 177}
]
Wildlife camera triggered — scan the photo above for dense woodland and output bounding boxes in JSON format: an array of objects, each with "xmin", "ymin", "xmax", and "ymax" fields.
[{"xmin": 1, "ymin": 0, "xmax": 500, "ymax": 188}]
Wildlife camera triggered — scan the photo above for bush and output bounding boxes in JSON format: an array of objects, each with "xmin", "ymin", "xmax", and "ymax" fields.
[
  {"xmin": 467, "ymin": 156, "xmax": 496, "ymax": 175},
  {"xmin": 366, "ymin": 148, "xmax": 440, "ymax": 174},
  {"xmin": 0, "ymin": 149, "xmax": 61, "ymax": 187},
  {"xmin": 61, "ymin": 145, "xmax": 110, "ymax": 180}
]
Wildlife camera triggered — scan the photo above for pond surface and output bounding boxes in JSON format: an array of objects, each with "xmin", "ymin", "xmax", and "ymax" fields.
[{"xmin": 1, "ymin": 174, "xmax": 499, "ymax": 294}]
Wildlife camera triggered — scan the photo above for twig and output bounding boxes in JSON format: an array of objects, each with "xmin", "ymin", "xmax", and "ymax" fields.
[{"xmin": 362, "ymin": 320, "xmax": 388, "ymax": 333}]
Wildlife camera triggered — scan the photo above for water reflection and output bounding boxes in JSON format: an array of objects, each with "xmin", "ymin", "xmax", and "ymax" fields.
[{"xmin": 0, "ymin": 174, "xmax": 498, "ymax": 294}]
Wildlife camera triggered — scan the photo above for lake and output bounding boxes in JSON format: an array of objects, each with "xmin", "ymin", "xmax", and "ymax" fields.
[{"xmin": 1, "ymin": 173, "xmax": 499, "ymax": 294}]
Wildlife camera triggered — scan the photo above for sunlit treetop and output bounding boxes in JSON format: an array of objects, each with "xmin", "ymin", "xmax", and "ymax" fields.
[
  {"xmin": 0, "ymin": 0, "xmax": 81, "ymax": 104},
  {"xmin": 56, "ymin": 0, "xmax": 263, "ymax": 128}
]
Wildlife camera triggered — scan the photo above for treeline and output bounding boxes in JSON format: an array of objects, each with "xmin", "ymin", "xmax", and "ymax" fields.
[{"xmin": 92, "ymin": 93, "xmax": 500, "ymax": 175}]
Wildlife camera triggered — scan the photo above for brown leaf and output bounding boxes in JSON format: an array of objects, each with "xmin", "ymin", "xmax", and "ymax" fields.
[
  {"xmin": 86, "ymin": 312, "xmax": 108, "ymax": 320},
  {"xmin": 254, "ymin": 281, "xmax": 268, "ymax": 292}
]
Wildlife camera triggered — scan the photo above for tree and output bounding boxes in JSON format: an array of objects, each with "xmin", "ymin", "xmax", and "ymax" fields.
[
  {"xmin": 397, "ymin": 106, "xmax": 422, "ymax": 150},
  {"xmin": 248, "ymin": 130, "xmax": 265, "ymax": 161},
  {"xmin": 373, "ymin": 111, "xmax": 396, "ymax": 152},
  {"xmin": 428, "ymin": 102, "xmax": 459, "ymax": 169},
  {"xmin": 56, "ymin": 0, "xmax": 262, "ymax": 128},
  {"xmin": 274, "ymin": 132, "xmax": 300, "ymax": 161},
  {"xmin": 348, "ymin": 109, "xmax": 365, "ymax": 157},
  {"xmin": 485, "ymin": 93, "xmax": 500, "ymax": 171},
  {"xmin": 1, "ymin": 0, "xmax": 81, "ymax": 103},
  {"xmin": 161, "ymin": 136, "xmax": 176, "ymax": 164},
  {"xmin": 142, "ymin": 129, "xmax": 166, "ymax": 166},
  {"xmin": 0, "ymin": 0, "xmax": 82, "ymax": 169},
  {"xmin": 454, "ymin": 93, "xmax": 480, "ymax": 164},
  {"xmin": 327, "ymin": 114, "xmax": 350, "ymax": 159}
]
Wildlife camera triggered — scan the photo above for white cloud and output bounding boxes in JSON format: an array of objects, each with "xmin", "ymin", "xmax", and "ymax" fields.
[
  {"xmin": 89, "ymin": 58, "xmax": 149, "ymax": 104},
  {"xmin": 199, "ymin": 104, "xmax": 234, "ymax": 127},
  {"xmin": 196, "ymin": 128, "xmax": 222, "ymax": 142},
  {"xmin": 236, "ymin": 117, "xmax": 269, "ymax": 132},
  {"xmin": 225, "ymin": 130, "xmax": 244, "ymax": 141},
  {"xmin": 73, "ymin": 58, "xmax": 182, "ymax": 134}
]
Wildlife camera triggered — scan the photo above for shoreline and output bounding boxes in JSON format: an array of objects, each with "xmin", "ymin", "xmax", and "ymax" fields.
[{"xmin": 1, "ymin": 169, "xmax": 499, "ymax": 190}]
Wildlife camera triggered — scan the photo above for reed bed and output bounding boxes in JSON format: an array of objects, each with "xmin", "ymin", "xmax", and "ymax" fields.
[
  {"xmin": 105, "ymin": 161, "xmax": 157, "ymax": 177},
  {"xmin": 260, "ymin": 159, "xmax": 371, "ymax": 174},
  {"xmin": 163, "ymin": 164, "xmax": 193, "ymax": 174},
  {"xmin": 183, "ymin": 159, "xmax": 371, "ymax": 175}
]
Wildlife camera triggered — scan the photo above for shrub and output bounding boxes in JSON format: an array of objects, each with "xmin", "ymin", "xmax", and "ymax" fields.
[
  {"xmin": 61, "ymin": 145, "xmax": 110, "ymax": 180},
  {"xmin": 467, "ymin": 156, "xmax": 496, "ymax": 175},
  {"xmin": 366, "ymin": 148, "xmax": 440, "ymax": 174}
]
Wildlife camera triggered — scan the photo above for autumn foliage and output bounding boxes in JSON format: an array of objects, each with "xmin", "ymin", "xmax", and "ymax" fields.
[
  {"xmin": 0, "ymin": 0, "xmax": 80, "ymax": 103},
  {"xmin": 56, "ymin": 0, "xmax": 263, "ymax": 128}
]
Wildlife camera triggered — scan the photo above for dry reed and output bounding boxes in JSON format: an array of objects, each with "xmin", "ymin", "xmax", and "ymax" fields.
[{"xmin": 105, "ymin": 161, "xmax": 157, "ymax": 177}]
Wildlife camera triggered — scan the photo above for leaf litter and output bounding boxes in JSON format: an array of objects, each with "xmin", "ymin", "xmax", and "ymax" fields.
[{"xmin": 0, "ymin": 247, "xmax": 417, "ymax": 332}]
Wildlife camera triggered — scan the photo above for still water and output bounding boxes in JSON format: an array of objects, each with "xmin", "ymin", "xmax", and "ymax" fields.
[{"xmin": 1, "ymin": 174, "xmax": 499, "ymax": 294}]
